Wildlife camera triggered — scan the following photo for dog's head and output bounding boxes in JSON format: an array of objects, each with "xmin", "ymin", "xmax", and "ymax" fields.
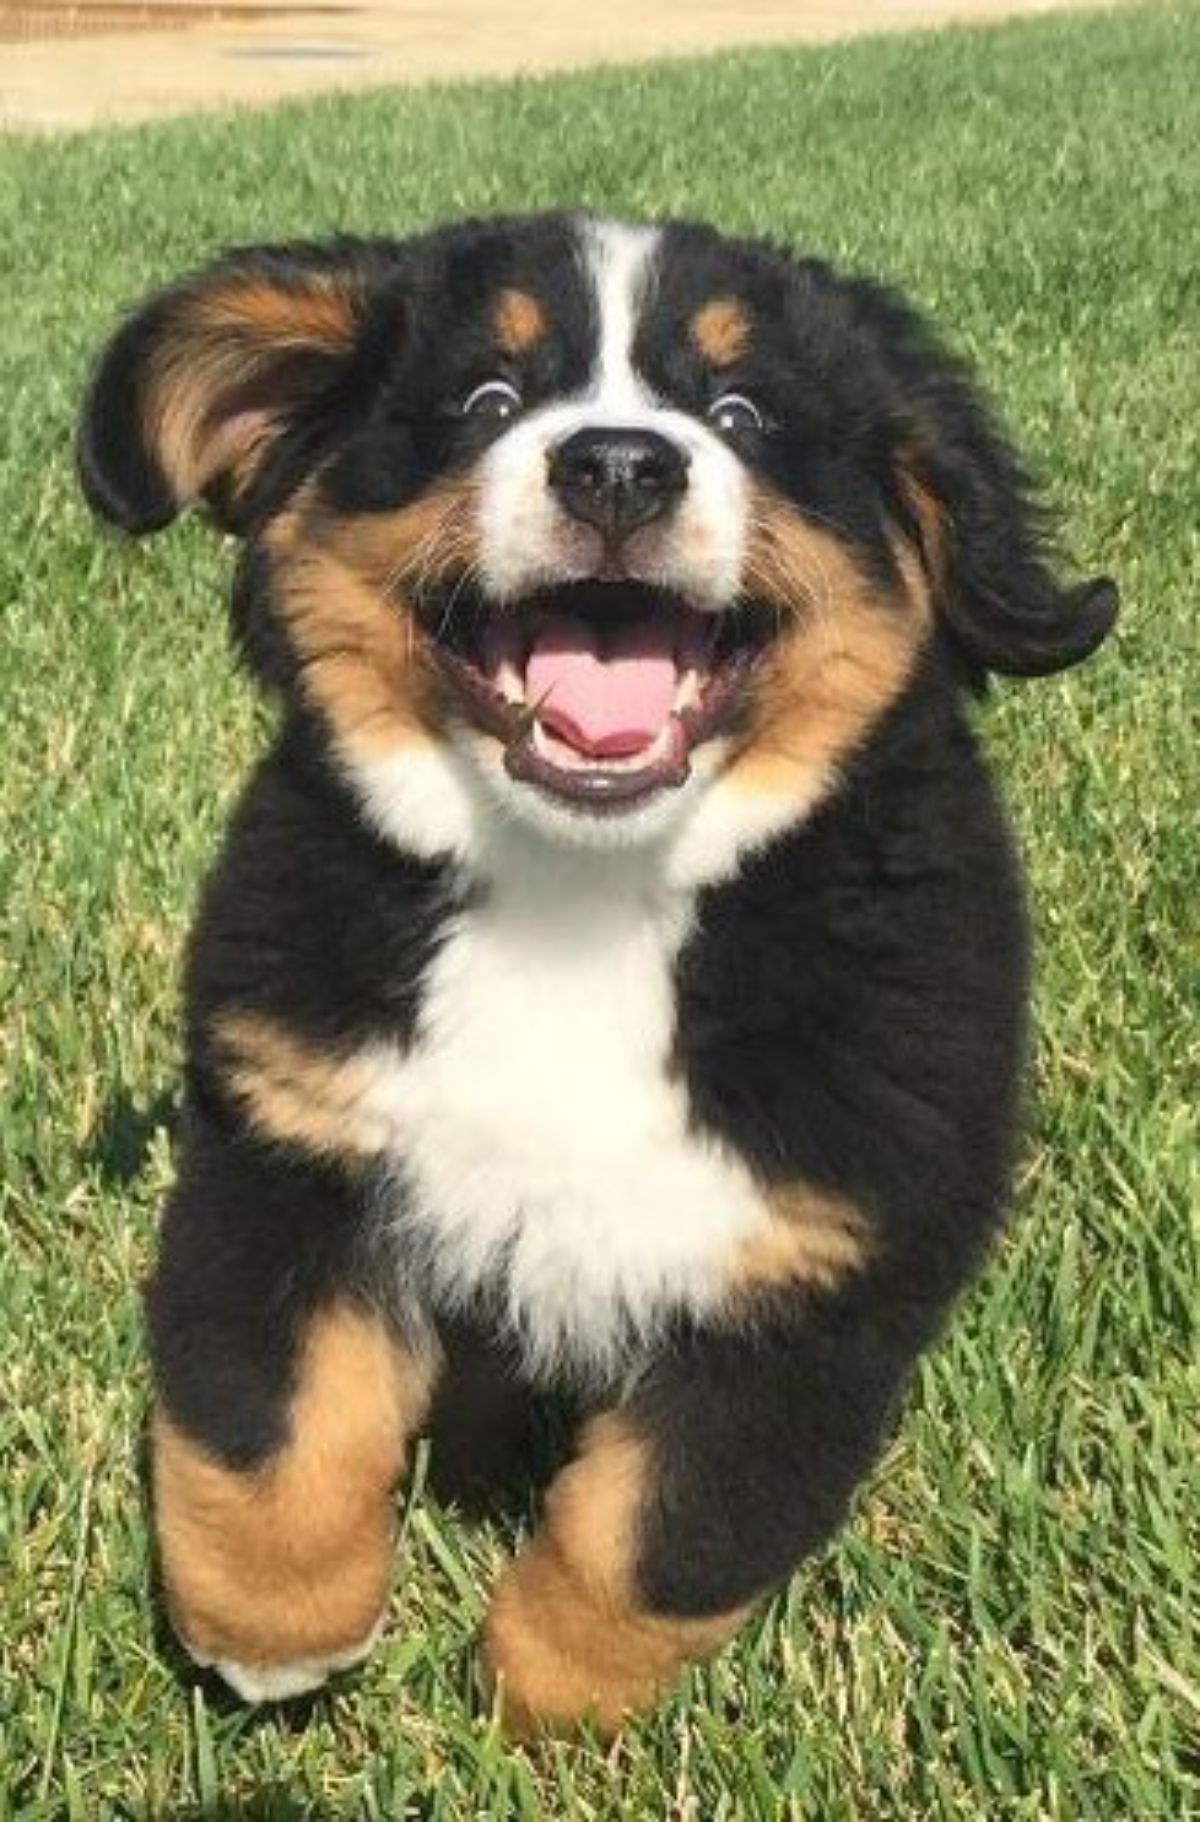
[{"xmin": 79, "ymin": 214, "xmax": 1116, "ymax": 861}]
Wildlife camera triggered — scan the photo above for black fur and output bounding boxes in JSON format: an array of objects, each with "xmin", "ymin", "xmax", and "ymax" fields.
[
  {"xmin": 78, "ymin": 213, "xmax": 1115, "ymax": 1693},
  {"xmin": 641, "ymin": 656, "xmax": 1028, "ymax": 1612}
]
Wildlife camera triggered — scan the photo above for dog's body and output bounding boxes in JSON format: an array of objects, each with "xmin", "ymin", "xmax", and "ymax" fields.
[{"xmin": 79, "ymin": 213, "xmax": 1115, "ymax": 1733}]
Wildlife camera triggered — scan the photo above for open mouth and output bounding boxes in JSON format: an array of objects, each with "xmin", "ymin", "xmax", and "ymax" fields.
[{"xmin": 416, "ymin": 580, "xmax": 769, "ymax": 810}]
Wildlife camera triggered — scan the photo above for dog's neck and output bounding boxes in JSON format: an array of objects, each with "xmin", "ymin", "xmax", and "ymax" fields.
[{"xmin": 345, "ymin": 731, "xmax": 828, "ymax": 904}]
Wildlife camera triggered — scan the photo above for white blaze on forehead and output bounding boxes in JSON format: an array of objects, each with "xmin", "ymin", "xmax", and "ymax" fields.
[
  {"xmin": 582, "ymin": 217, "xmax": 660, "ymax": 413},
  {"xmin": 476, "ymin": 214, "xmax": 748, "ymax": 619}
]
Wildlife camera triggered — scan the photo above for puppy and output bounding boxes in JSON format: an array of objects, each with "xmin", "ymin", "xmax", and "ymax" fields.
[{"xmin": 78, "ymin": 213, "xmax": 1116, "ymax": 1736}]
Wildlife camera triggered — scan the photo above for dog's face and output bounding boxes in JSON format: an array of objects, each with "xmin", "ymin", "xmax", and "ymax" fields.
[{"xmin": 79, "ymin": 214, "xmax": 1115, "ymax": 856}]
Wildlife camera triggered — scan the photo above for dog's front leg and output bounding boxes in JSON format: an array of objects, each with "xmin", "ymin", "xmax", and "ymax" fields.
[
  {"xmin": 484, "ymin": 1290, "xmax": 924, "ymax": 1738},
  {"xmin": 147, "ymin": 1114, "xmax": 438, "ymax": 1703}
]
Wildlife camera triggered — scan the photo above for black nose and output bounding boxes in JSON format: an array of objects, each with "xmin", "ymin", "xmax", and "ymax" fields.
[{"xmin": 547, "ymin": 427, "xmax": 689, "ymax": 539}]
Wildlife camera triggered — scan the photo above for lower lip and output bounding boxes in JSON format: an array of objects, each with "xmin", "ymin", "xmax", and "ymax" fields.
[{"xmin": 503, "ymin": 716, "xmax": 691, "ymax": 809}]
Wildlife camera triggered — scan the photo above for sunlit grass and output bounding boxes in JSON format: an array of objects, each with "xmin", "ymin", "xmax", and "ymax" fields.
[{"xmin": 1, "ymin": 4, "xmax": 1195, "ymax": 1815}]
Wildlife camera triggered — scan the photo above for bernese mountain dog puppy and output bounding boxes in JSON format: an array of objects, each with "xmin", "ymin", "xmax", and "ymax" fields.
[{"xmin": 77, "ymin": 212, "xmax": 1117, "ymax": 1737}]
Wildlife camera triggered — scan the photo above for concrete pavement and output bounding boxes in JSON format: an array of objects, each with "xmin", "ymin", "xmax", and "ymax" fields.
[{"xmin": 1, "ymin": 0, "xmax": 1112, "ymax": 132}]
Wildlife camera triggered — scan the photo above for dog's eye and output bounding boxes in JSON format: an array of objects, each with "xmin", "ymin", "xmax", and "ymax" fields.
[
  {"xmin": 707, "ymin": 392, "xmax": 763, "ymax": 435},
  {"xmin": 462, "ymin": 379, "xmax": 523, "ymax": 422}
]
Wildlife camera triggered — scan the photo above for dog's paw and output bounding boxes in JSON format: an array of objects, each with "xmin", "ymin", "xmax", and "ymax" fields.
[
  {"xmin": 184, "ymin": 1615, "xmax": 385, "ymax": 1706},
  {"xmin": 482, "ymin": 1552, "xmax": 666, "ymax": 1740}
]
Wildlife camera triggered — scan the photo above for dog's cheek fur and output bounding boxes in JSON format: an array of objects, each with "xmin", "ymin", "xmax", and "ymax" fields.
[
  {"xmin": 240, "ymin": 477, "xmax": 480, "ymax": 757},
  {"xmin": 726, "ymin": 487, "xmax": 931, "ymax": 798}
]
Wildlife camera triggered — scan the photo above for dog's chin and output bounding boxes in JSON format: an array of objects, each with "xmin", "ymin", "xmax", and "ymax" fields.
[
  {"xmin": 453, "ymin": 720, "xmax": 729, "ymax": 852},
  {"xmin": 415, "ymin": 577, "xmax": 771, "ymax": 846}
]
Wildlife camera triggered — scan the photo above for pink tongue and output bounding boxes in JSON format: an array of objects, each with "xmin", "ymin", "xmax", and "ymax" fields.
[{"xmin": 525, "ymin": 613, "xmax": 679, "ymax": 757}]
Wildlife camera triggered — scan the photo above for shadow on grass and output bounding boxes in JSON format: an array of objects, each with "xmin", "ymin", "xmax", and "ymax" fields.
[{"xmin": 87, "ymin": 1085, "xmax": 178, "ymax": 1186}]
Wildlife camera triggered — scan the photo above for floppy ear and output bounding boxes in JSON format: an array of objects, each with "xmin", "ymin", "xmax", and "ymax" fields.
[
  {"xmin": 77, "ymin": 239, "xmax": 401, "ymax": 535},
  {"xmin": 874, "ymin": 305, "xmax": 1118, "ymax": 679}
]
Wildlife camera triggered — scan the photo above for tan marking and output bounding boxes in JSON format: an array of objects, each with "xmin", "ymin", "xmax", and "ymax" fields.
[
  {"xmin": 189, "ymin": 275, "xmax": 360, "ymax": 351},
  {"xmin": 691, "ymin": 296, "xmax": 751, "ymax": 368},
  {"xmin": 213, "ymin": 1011, "xmax": 401, "ymax": 1159},
  {"xmin": 267, "ymin": 475, "xmax": 480, "ymax": 758},
  {"xmin": 484, "ymin": 1413, "xmax": 748, "ymax": 1739},
  {"xmin": 729, "ymin": 1186, "xmax": 871, "ymax": 1297},
  {"xmin": 149, "ymin": 338, "xmax": 265, "ymax": 506},
  {"xmin": 493, "ymin": 287, "xmax": 546, "ymax": 356},
  {"xmin": 730, "ymin": 487, "xmax": 932, "ymax": 797},
  {"xmin": 146, "ymin": 273, "xmax": 361, "ymax": 509},
  {"xmin": 894, "ymin": 451, "xmax": 950, "ymax": 598},
  {"xmin": 154, "ymin": 1305, "xmax": 437, "ymax": 1669}
]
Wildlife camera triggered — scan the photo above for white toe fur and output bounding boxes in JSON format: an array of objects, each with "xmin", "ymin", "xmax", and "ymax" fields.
[{"xmin": 186, "ymin": 1614, "xmax": 385, "ymax": 1705}]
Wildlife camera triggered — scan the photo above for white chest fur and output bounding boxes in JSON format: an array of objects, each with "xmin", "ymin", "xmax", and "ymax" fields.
[{"xmin": 374, "ymin": 835, "xmax": 771, "ymax": 1381}]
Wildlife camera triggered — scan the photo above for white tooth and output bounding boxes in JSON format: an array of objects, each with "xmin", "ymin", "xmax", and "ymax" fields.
[
  {"xmin": 532, "ymin": 719, "xmax": 554, "ymax": 758},
  {"xmin": 497, "ymin": 659, "xmax": 525, "ymax": 704},
  {"xmin": 672, "ymin": 668, "xmax": 702, "ymax": 714}
]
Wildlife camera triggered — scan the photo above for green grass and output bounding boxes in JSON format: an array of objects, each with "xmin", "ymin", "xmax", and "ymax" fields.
[{"xmin": 1, "ymin": 3, "xmax": 1196, "ymax": 1815}]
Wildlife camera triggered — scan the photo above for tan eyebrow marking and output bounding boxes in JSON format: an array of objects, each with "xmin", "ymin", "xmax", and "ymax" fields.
[
  {"xmin": 691, "ymin": 297, "xmax": 751, "ymax": 368},
  {"xmin": 494, "ymin": 288, "xmax": 547, "ymax": 356}
]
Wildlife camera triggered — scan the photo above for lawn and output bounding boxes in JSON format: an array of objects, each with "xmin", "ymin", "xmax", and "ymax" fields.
[{"xmin": 1, "ymin": 3, "xmax": 1196, "ymax": 1816}]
